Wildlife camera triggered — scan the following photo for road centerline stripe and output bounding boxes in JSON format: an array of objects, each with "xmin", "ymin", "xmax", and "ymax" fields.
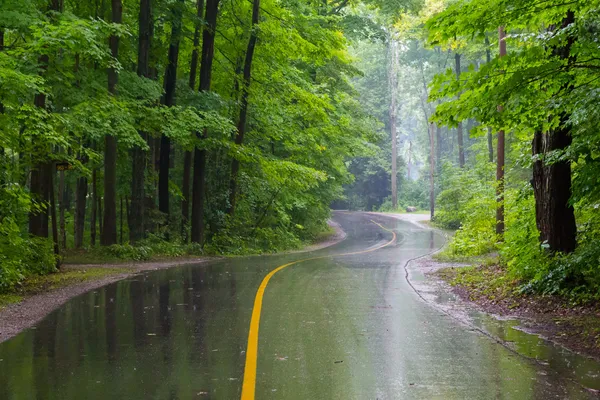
[{"xmin": 240, "ymin": 220, "xmax": 396, "ymax": 400}]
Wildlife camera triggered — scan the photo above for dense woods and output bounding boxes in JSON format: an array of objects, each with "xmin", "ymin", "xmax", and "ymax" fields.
[
  {"xmin": 3, "ymin": 0, "xmax": 600, "ymax": 302},
  {"xmin": 0, "ymin": 0, "xmax": 386, "ymax": 289}
]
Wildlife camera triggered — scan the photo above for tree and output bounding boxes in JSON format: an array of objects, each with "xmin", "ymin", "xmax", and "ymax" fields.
[
  {"xmin": 191, "ymin": 0, "xmax": 220, "ymax": 244},
  {"xmin": 158, "ymin": 0, "xmax": 185, "ymax": 220},
  {"xmin": 129, "ymin": 0, "xmax": 153, "ymax": 244},
  {"xmin": 101, "ymin": 0, "xmax": 122, "ymax": 246},
  {"xmin": 454, "ymin": 52, "xmax": 465, "ymax": 168},
  {"xmin": 389, "ymin": 37, "xmax": 399, "ymax": 209},
  {"xmin": 182, "ymin": 0, "xmax": 205, "ymax": 241},
  {"xmin": 531, "ymin": 12, "xmax": 577, "ymax": 253},
  {"xmin": 228, "ymin": 0, "xmax": 260, "ymax": 216}
]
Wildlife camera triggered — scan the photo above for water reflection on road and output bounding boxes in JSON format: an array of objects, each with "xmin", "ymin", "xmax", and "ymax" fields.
[{"xmin": 0, "ymin": 212, "xmax": 598, "ymax": 399}]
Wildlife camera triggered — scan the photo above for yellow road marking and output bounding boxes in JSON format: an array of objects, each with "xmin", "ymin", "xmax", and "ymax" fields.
[{"xmin": 240, "ymin": 220, "xmax": 397, "ymax": 400}]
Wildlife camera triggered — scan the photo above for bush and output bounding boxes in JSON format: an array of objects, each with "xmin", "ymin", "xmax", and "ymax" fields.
[{"xmin": 0, "ymin": 185, "xmax": 57, "ymax": 291}]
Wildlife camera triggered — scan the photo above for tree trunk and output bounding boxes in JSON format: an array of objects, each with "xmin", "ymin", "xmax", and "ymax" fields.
[
  {"xmin": 436, "ymin": 123, "xmax": 442, "ymax": 170},
  {"xmin": 228, "ymin": 0, "xmax": 260, "ymax": 216},
  {"xmin": 101, "ymin": 0, "xmax": 122, "ymax": 246},
  {"xmin": 59, "ymin": 169, "xmax": 66, "ymax": 248},
  {"xmin": 129, "ymin": 0, "xmax": 152, "ymax": 244},
  {"xmin": 158, "ymin": 2, "xmax": 184, "ymax": 221},
  {"xmin": 485, "ymin": 36, "xmax": 494, "ymax": 163},
  {"xmin": 455, "ymin": 53, "xmax": 465, "ymax": 168},
  {"xmin": 429, "ymin": 123, "xmax": 436, "ymax": 220},
  {"xmin": 496, "ymin": 26, "xmax": 507, "ymax": 236},
  {"xmin": 98, "ymin": 193, "xmax": 103, "ymax": 237},
  {"xmin": 120, "ymin": 196, "xmax": 123, "ymax": 244},
  {"xmin": 29, "ymin": 21, "xmax": 54, "ymax": 238},
  {"xmin": 531, "ymin": 12, "xmax": 577, "ymax": 253},
  {"xmin": 388, "ymin": 38, "xmax": 398, "ymax": 209},
  {"xmin": 91, "ymin": 168, "xmax": 97, "ymax": 246},
  {"xmin": 48, "ymin": 163, "xmax": 60, "ymax": 267},
  {"xmin": 181, "ymin": 0, "xmax": 204, "ymax": 241},
  {"xmin": 191, "ymin": 0, "xmax": 220, "ymax": 244},
  {"xmin": 74, "ymin": 173, "xmax": 87, "ymax": 248}
]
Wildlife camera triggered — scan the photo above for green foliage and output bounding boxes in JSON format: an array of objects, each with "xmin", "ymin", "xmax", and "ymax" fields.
[{"xmin": 0, "ymin": 187, "xmax": 56, "ymax": 291}]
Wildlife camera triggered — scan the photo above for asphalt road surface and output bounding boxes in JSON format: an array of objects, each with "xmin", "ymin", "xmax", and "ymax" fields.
[{"xmin": 0, "ymin": 212, "xmax": 596, "ymax": 399}]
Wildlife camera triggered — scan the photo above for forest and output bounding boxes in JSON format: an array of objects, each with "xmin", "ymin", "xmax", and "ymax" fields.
[{"xmin": 2, "ymin": 0, "xmax": 600, "ymax": 302}]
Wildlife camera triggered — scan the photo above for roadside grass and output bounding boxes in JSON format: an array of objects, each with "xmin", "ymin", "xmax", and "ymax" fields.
[
  {"xmin": 0, "ymin": 294, "xmax": 24, "ymax": 308},
  {"xmin": 312, "ymin": 225, "xmax": 337, "ymax": 243},
  {"xmin": 63, "ymin": 249, "xmax": 140, "ymax": 265},
  {"xmin": 0, "ymin": 267, "xmax": 134, "ymax": 309},
  {"xmin": 435, "ymin": 263, "xmax": 521, "ymax": 305}
]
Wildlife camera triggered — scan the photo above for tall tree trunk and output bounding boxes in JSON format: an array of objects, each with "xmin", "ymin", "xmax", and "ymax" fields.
[
  {"xmin": 181, "ymin": 0, "xmax": 204, "ymax": 241},
  {"xmin": 29, "ymin": 0, "xmax": 62, "ymax": 238},
  {"xmin": 496, "ymin": 26, "xmax": 507, "ymax": 236},
  {"xmin": 429, "ymin": 123, "xmax": 436, "ymax": 220},
  {"xmin": 59, "ymin": 169, "xmax": 66, "ymax": 248},
  {"xmin": 388, "ymin": 38, "xmax": 398, "ymax": 209},
  {"xmin": 485, "ymin": 36, "xmax": 494, "ymax": 163},
  {"xmin": 129, "ymin": 0, "xmax": 152, "ymax": 244},
  {"xmin": 120, "ymin": 196, "xmax": 123, "ymax": 244},
  {"xmin": 98, "ymin": 193, "xmax": 103, "ymax": 236},
  {"xmin": 48, "ymin": 163, "xmax": 60, "ymax": 266},
  {"xmin": 228, "ymin": 0, "xmax": 260, "ymax": 216},
  {"xmin": 74, "ymin": 173, "xmax": 88, "ymax": 248},
  {"xmin": 455, "ymin": 53, "xmax": 465, "ymax": 168},
  {"xmin": 436, "ymin": 124, "xmax": 442, "ymax": 171},
  {"xmin": 158, "ymin": 0, "xmax": 185, "ymax": 221},
  {"xmin": 101, "ymin": 0, "xmax": 122, "ymax": 246},
  {"xmin": 191, "ymin": 0, "xmax": 220, "ymax": 244},
  {"xmin": 91, "ymin": 168, "xmax": 97, "ymax": 246},
  {"xmin": 532, "ymin": 12, "xmax": 577, "ymax": 253}
]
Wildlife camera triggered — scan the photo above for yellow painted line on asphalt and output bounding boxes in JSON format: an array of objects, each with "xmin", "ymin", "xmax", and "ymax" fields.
[{"xmin": 240, "ymin": 220, "xmax": 397, "ymax": 400}]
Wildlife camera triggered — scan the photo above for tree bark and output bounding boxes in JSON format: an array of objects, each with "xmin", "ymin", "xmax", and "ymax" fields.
[
  {"xmin": 388, "ymin": 38, "xmax": 398, "ymax": 209},
  {"xmin": 455, "ymin": 53, "xmax": 465, "ymax": 168},
  {"xmin": 496, "ymin": 26, "xmax": 507, "ymax": 236},
  {"xmin": 129, "ymin": 0, "xmax": 152, "ymax": 244},
  {"xmin": 101, "ymin": 0, "xmax": 122, "ymax": 246},
  {"xmin": 29, "ymin": 0, "xmax": 57, "ymax": 238},
  {"xmin": 429, "ymin": 123, "xmax": 436, "ymax": 220},
  {"xmin": 59, "ymin": 169, "xmax": 66, "ymax": 248},
  {"xmin": 531, "ymin": 12, "xmax": 577, "ymax": 253},
  {"xmin": 228, "ymin": 0, "xmax": 260, "ymax": 216},
  {"xmin": 436, "ymin": 122, "xmax": 442, "ymax": 171},
  {"xmin": 191, "ymin": 0, "xmax": 220, "ymax": 244},
  {"xmin": 91, "ymin": 168, "xmax": 97, "ymax": 246},
  {"xmin": 48, "ymin": 163, "xmax": 60, "ymax": 267},
  {"xmin": 158, "ymin": 0, "xmax": 185, "ymax": 220},
  {"xmin": 485, "ymin": 35, "xmax": 494, "ymax": 163},
  {"xmin": 74, "ymin": 173, "xmax": 87, "ymax": 248},
  {"xmin": 181, "ymin": 0, "xmax": 204, "ymax": 241}
]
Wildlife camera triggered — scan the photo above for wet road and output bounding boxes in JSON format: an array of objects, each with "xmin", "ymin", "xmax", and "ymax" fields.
[{"xmin": 0, "ymin": 212, "xmax": 598, "ymax": 399}]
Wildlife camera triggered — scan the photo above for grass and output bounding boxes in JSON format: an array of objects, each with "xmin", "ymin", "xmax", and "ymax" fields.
[
  {"xmin": 63, "ymin": 249, "xmax": 138, "ymax": 265},
  {"xmin": 435, "ymin": 263, "xmax": 520, "ymax": 303},
  {"xmin": 0, "ymin": 294, "xmax": 23, "ymax": 308},
  {"xmin": 0, "ymin": 267, "xmax": 134, "ymax": 309},
  {"xmin": 312, "ymin": 225, "xmax": 337, "ymax": 243},
  {"xmin": 433, "ymin": 250, "xmax": 498, "ymax": 264}
]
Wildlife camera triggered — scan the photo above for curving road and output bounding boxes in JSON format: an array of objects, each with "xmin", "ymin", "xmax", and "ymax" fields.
[{"xmin": 0, "ymin": 212, "xmax": 596, "ymax": 399}]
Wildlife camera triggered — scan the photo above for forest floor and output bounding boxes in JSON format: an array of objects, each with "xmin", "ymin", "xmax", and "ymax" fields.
[
  {"xmin": 0, "ymin": 220, "xmax": 346, "ymax": 344},
  {"xmin": 426, "ymin": 257, "xmax": 600, "ymax": 361}
]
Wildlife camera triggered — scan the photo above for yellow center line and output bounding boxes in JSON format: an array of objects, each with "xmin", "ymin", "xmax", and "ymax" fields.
[{"xmin": 240, "ymin": 220, "xmax": 397, "ymax": 400}]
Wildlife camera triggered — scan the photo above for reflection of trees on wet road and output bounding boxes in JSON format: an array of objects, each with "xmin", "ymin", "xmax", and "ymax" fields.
[{"xmin": 0, "ymin": 213, "xmax": 597, "ymax": 399}]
